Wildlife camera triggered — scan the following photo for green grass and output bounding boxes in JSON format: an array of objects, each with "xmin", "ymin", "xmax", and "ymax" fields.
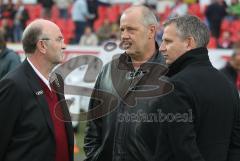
[{"xmin": 74, "ymin": 121, "xmax": 87, "ymax": 161}]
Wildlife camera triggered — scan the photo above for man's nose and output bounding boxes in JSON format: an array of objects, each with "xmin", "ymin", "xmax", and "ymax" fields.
[
  {"xmin": 62, "ymin": 42, "xmax": 66, "ymax": 50},
  {"xmin": 121, "ymin": 31, "xmax": 130, "ymax": 40}
]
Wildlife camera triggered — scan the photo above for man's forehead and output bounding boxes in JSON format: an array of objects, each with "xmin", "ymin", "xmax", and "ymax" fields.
[
  {"xmin": 43, "ymin": 24, "xmax": 61, "ymax": 34},
  {"xmin": 120, "ymin": 22, "xmax": 139, "ymax": 29},
  {"xmin": 121, "ymin": 9, "xmax": 142, "ymax": 20},
  {"xmin": 120, "ymin": 16, "xmax": 142, "ymax": 27}
]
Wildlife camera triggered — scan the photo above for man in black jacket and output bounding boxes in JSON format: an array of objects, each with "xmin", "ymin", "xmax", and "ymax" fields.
[
  {"xmin": 84, "ymin": 5, "xmax": 172, "ymax": 161},
  {"xmin": 159, "ymin": 15, "xmax": 240, "ymax": 161}
]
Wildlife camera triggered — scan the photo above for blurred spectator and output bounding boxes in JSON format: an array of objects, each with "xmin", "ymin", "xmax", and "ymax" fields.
[
  {"xmin": 170, "ymin": 0, "xmax": 188, "ymax": 17},
  {"xmin": 1, "ymin": 0, "xmax": 15, "ymax": 42},
  {"xmin": 205, "ymin": 0, "xmax": 227, "ymax": 39},
  {"xmin": 218, "ymin": 30, "xmax": 233, "ymax": 48},
  {"xmin": 79, "ymin": 26, "xmax": 98, "ymax": 46},
  {"xmin": 97, "ymin": 19, "xmax": 114, "ymax": 44},
  {"xmin": 71, "ymin": 0, "xmax": 89, "ymax": 44},
  {"xmin": 0, "ymin": 0, "xmax": 3, "ymax": 18},
  {"xmin": 110, "ymin": 21, "xmax": 120, "ymax": 40},
  {"xmin": 0, "ymin": 18, "xmax": 13, "ymax": 42},
  {"xmin": 87, "ymin": 0, "xmax": 110, "ymax": 29},
  {"xmin": 1, "ymin": 0, "xmax": 15, "ymax": 19},
  {"xmin": 54, "ymin": 0, "xmax": 72, "ymax": 20},
  {"xmin": 38, "ymin": 0, "xmax": 54, "ymax": 19},
  {"xmin": 227, "ymin": 0, "xmax": 240, "ymax": 20},
  {"xmin": 0, "ymin": 31, "xmax": 21, "ymax": 79},
  {"xmin": 13, "ymin": 0, "xmax": 29, "ymax": 42},
  {"xmin": 220, "ymin": 41, "xmax": 240, "ymax": 92}
]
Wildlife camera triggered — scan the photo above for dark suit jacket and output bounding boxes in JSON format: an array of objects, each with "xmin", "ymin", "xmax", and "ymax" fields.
[
  {"xmin": 0, "ymin": 59, "xmax": 74, "ymax": 161},
  {"xmin": 160, "ymin": 47, "xmax": 240, "ymax": 161}
]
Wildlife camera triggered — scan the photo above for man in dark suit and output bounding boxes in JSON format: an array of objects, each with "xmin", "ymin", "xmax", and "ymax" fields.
[
  {"xmin": 0, "ymin": 19, "xmax": 74, "ymax": 161},
  {"xmin": 159, "ymin": 15, "xmax": 240, "ymax": 161}
]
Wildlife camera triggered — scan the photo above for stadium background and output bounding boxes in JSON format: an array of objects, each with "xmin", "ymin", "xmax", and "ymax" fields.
[{"xmin": 1, "ymin": 0, "xmax": 239, "ymax": 160}]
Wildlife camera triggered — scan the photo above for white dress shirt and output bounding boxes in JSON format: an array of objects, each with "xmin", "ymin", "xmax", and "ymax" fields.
[{"xmin": 27, "ymin": 58, "xmax": 51, "ymax": 91}]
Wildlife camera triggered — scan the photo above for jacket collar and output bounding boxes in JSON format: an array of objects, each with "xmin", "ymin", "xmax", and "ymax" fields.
[{"xmin": 167, "ymin": 47, "xmax": 210, "ymax": 77}]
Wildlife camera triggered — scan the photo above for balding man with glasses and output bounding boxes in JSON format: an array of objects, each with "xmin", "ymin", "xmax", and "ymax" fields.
[{"xmin": 0, "ymin": 19, "xmax": 74, "ymax": 161}]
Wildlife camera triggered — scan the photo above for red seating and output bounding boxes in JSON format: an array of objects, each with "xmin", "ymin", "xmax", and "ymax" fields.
[
  {"xmin": 25, "ymin": 4, "xmax": 42, "ymax": 20},
  {"xmin": 208, "ymin": 37, "xmax": 217, "ymax": 48},
  {"xmin": 107, "ymin": 5, "xmax": 120, "ymax": 23},
  {"xmin": 221, "ymin": 19, "xmax": 231, "ymax": 31},
  {"xmin": 188, "ymin": 4, "xmax": 205, "ymax": 20}
]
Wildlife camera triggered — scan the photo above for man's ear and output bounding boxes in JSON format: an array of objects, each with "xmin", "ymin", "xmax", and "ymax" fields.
[
  {"xmin": 148, "ymin": 25, "xmax": 156, "ymax": 39},
  {"xmin": 185, "ymin": 36, "xmax": 197, "ymax": 50},
  {"xmin": 36, "ymin": 40, "xmax": 47, "ymax": 54}
]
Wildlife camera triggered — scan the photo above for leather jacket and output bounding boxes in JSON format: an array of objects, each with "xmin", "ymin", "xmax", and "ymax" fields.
[{"xmin": 84, "ymin": 47, "xmax": 173, "ymax": 161}]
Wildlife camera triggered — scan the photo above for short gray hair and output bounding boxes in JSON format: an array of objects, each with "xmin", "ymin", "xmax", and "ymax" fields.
[
  {"xmin": 124, "ymin": 5, "xmax": 158, "ymax": 27},
  {"xmin": 163, "ymin": 15, "xmax": 210, "ymax": 47},
  {"xmin": 22, "ymin": 25, "xmax": 43, "ymax": 54},
  {"xmin": 140, "ymin": 6, "xmax": 158, "ymax": 26}
]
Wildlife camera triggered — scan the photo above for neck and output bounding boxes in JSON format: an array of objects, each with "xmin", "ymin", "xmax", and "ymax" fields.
[
  {"xmin": 131, "ymin": 54, "xmax": 153, "ymax": 69},
  {"xmin": 28, "ymin": 55, "xmax": 54, "ymax": 80}
]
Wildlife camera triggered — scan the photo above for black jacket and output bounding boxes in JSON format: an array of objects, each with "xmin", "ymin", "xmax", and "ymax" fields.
[
  {"xmin": 161, "ymin": 47, "xmax": 240, "ymax": 161},
  {"xmin": 84, "ymin": 47, "xmax": 173, "ymax": 161},
  {"xmin": 0, "ymin": 48, "xmax": 21, "ymax": 80},
  {"xmin": 0, "ymin": 60, "xmax": 74, "ymax": 161}
]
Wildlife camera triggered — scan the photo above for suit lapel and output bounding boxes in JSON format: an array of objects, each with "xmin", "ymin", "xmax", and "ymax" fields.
[{"xmin": 22, "ymin": 60, "xmax": 55, "ymax": 137}]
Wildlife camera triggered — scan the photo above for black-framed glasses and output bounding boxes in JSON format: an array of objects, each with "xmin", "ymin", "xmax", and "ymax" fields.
[{"xmin": 39, "ymin": 37, "xmax": 64, "ymax": 44}]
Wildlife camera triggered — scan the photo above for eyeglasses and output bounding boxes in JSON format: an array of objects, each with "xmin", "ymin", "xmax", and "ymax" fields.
[{"xmin": 40, "ymin": 37, "xmax": 65, "ymax": 45}]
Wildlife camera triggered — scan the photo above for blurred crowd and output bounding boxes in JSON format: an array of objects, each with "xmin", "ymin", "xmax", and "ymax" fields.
[{"xmin": 0, "ymin": 0, "xmax": 240, "ymax": 48}]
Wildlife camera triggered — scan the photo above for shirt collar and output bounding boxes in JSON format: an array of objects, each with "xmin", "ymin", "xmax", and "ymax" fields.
[{"xmin": 27, "ymin": 58, "xmax": 51, "ymax": 91}]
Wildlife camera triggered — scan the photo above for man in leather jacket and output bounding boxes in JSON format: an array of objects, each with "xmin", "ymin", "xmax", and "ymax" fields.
[{"xmin": 84, "ymin": 5, "xmax": 172, "ymax": 161}]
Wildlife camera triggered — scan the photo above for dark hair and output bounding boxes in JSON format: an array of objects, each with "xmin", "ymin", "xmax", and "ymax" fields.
[{"xmin": 22, "ymin": 26, "xmax": 42, "ymax": 54}]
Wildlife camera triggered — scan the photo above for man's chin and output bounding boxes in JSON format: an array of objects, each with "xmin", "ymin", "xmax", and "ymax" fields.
[
  {"xmin": 166, "ymin": 60, "xmax": 172, "ymax": 66},
  {"xmin": 53, "ymin": 59, "xmax": 63, "ymax": 66},
  {"xmin": 125, "ymin": 50, "xmax": 134, "ymax": 55}
]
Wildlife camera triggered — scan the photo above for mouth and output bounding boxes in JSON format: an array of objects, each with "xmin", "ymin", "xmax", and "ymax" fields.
[
  {"xmin": 120, "ymin": 41, "xmax": 132, "ymax": 50},
  {"xmin": 162, "ymin": 54, "xmax": 168, "ymax": 58}
]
